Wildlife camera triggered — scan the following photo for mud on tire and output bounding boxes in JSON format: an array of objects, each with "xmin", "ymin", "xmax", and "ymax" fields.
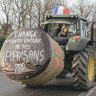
[{"xmin": 72, "ymin": 46, "xmax": 95, "ymax": 89}]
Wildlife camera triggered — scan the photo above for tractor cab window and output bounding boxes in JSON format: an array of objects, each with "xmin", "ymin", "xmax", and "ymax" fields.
[
  {"xmin": 48, "ymin": 23, "xmax": 58, "ymax": 35},
  {"xmin": 80, "ymin": 20, "xmax": 88, "ymax": 38},
  {"xmin": 43, "ymin": 19, "xmax": 78, "ymax": 37},
  {"xmin": 48, "ymin": 23, "xmax": 77, "ymax": 35}
]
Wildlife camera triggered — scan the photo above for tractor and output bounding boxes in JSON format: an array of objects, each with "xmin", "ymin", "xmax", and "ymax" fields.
[
  {"xmin": 0, "ymin": 14, "xmax": 96, "ymax": 90},
  {"xmin": 41, "ymin": 14, "xmax": 96, "ymax": 89}
]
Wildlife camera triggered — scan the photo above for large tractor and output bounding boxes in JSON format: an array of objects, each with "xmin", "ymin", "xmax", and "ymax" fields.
[
  {"xmin": 42, "ymin": 14, "xmax": 96, "ymax": 89},
  {"xmin": 0, "ymin": 14, "xmax": 95, "ymax": 90}
]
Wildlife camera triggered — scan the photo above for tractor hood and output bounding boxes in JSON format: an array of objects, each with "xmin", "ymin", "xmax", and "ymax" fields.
[{"xmin": 66, "ymin": 36, "xmax": 90, "ymax": 51}]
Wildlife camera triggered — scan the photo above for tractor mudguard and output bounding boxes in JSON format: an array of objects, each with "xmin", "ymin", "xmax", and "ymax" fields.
[
  {"xmin": 66, "ymin": 37, "xmax": 90, "ymax": 51},
  {"xmin": 54, "ymin": 37, "xmax": 68, "ymax": 45}
]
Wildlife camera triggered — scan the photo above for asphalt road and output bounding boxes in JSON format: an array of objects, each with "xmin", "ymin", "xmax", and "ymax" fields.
[{"xmin": 0, "ymin": 72, "xmax": 91, "ymax": 96}]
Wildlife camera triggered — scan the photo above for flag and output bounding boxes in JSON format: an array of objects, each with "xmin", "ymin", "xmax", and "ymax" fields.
[
  {"xmin": 52, "ymin": 5, "xmax": 59, "ymax": 14},
  {"xmin": 63, "ymin": 7, "xmax": 70, "ymax": 14},
  {"xmin": 52, "ymin": 5, "xmax": 70, "ymax": 15}
]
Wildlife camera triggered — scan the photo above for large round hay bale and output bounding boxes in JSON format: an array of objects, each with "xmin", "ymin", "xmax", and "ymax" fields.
[{"xmin": 0, "ymin": 28, "xmax": 64, "ymax": 85}]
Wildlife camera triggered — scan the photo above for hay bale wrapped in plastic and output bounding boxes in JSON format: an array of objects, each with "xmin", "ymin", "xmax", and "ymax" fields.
[{"xmin": 0, "ymin": 28, "xmax": 64, "ymax": 85}]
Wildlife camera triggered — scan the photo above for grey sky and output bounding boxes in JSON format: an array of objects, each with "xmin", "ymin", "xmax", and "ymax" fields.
[
  {"xmin": 67, "ymin": 0, "xmax": 95, "ymax": 7},
  {"xmin": 67, "ymin": 0, "xmax": 78, "ymax": 7}
]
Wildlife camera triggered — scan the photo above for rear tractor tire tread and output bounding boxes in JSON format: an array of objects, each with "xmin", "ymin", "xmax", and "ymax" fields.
[{"xmin": 72, "ymin": 46, "xmax": 95, "ymax": 89}]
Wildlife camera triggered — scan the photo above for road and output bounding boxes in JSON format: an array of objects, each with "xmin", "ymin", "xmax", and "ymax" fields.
[{"xmin": 1, "ymin": 72, "xmax": 96, "ymax": 96}]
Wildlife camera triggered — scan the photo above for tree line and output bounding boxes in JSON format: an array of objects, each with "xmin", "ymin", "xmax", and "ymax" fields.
[{"xmin": 0, "ymin": 0, "xmax": 96, "ymax": 37}]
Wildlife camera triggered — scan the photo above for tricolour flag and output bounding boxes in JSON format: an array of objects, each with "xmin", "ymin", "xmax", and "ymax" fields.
[{"xmin": 52, "ymin": 5, "xmax": 70, "ymax": 15}]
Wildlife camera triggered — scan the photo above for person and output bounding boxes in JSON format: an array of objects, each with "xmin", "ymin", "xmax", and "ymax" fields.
[
  {"xmin": 62, "ymin": 25, "xmax": 69, "ymax": 33},
  {"xmin": 58, "ymin": 25, "xmax": 70, "ymax": 37},
  {"xmin": 53, "ymin": 24, "xmax": 63, "ymax": 36}
]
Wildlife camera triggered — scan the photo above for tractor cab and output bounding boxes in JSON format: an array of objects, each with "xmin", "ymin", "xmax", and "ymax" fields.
[{"xmin": 41, "ymin": 14, "xmax": 88, "ymax": 45}]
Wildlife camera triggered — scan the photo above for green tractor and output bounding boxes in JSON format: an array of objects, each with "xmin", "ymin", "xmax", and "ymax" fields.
[
  {"xmin": 41, "ymin": 14, "xmax": 96, "ymax": 89},
  {"xmin": 0, "ymin": 14, "xmax": 96, "ymax": 90}
]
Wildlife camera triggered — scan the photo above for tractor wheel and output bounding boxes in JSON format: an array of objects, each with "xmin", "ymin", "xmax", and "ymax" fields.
[{"xmin": 72, "ymin": 46, "xmax": 95, "ymax": 89}]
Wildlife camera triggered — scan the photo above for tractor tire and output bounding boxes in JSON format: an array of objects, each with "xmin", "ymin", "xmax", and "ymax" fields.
[{"xmin": 72, "ymin": 46, "xmax": 95, "ymax": 90}]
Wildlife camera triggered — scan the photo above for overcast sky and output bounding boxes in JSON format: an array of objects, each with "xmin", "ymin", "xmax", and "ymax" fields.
[
  {"xmin": 67, "ymin": 0, "xmax": 77, "ymax": 7},
  {"xmin": 67, "ymin": 0, "xmax": 95, "ymax": 7}
]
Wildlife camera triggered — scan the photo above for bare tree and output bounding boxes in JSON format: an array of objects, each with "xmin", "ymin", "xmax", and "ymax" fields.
[
  {"xmin": 0, "ymin": 0, "xmax": 68, "ymax": 30},
  {"xmin": 70, "ymin": 0, "xmax": 94, "ymax": 21},
  {"xmin": 0, "ymin": 0, "xmax": 13, "ymax": 36},
  {"xmin": 91, "ymin": 3, "xmax": 96, "ymax": 22},
  {"xmin": 12, "ymin": 0, "xmax": 34, "ymax": 29},
  {"xmin": 33, "ymin": 0, "xmax": 67, "ymax": 27}
]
